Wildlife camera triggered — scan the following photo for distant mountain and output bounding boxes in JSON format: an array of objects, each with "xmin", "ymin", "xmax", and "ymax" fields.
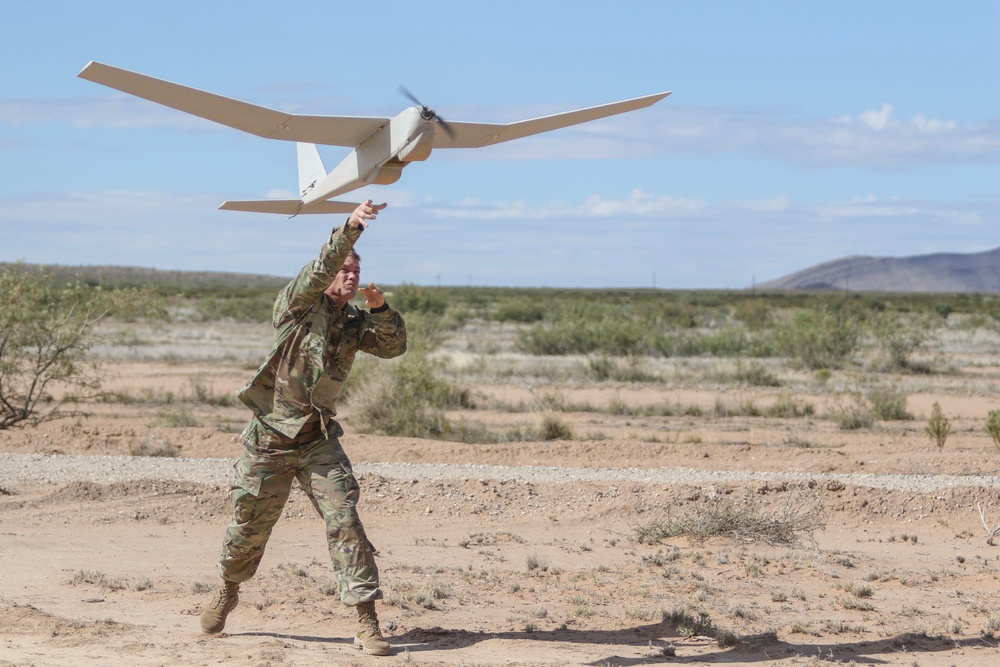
[{"xmin": 757, "ymin": 247, "xmax": 1000, "ymax": 293}]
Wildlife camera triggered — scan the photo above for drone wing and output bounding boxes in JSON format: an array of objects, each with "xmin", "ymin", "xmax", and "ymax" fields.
[
  {"xmin": 219, "ymin": 199, "xmax": 360, "ymax": 215},
  {"xmin": 431, "ymin": 91, "xmax": 671, "ymax": 149},
  {"xmin": 78, "ymin": 61, "xmax": 387, "ymax": 147}
]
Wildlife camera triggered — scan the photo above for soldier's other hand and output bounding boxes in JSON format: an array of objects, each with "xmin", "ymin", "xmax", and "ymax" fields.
[
  {"xmin": 359, "ymin": 282, "xmax": 386, "ymax": 309},
  {"xmin": 349, "ymin": 200, "xmax": 387, "ymax": 230}
]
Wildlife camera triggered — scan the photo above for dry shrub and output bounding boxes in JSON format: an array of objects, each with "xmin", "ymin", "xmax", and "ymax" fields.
[
  {"xmin": 637, "ymin": 487, "xmax": 825, "ymax": 546},
  {"xmin": 346, "ymin": 347, "xmax": 469, "ymax": 440},
  {"xmin": 131, "ymin": 433, "xmax": 180, "ymax": 457},
  {"xmin": 539, "ymin": 413, "xmax": 573, "ymax": 441}
]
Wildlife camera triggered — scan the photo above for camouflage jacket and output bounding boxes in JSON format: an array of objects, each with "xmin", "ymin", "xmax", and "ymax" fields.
[{"xmin": 236, "ymin": 223, "xmax": 407, "ymax": 440}]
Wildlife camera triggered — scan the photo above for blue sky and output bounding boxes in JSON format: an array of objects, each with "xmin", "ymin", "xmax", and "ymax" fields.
[{"xmin": 1, "ymin": 1, "xmax": 997, "ymax": 289}]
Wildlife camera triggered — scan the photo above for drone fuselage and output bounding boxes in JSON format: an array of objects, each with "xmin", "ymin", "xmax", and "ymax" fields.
[{"xmin": 305, "ymin": 107, "xmax": 434, "ymax": 204}]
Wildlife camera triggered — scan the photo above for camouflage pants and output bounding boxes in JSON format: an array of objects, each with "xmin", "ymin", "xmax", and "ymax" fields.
[{"xmin": 216, "ymin": 418, "xmax": 381, "ymax": 606}]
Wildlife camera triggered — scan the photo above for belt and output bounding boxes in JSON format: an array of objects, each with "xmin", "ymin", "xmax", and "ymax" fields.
[{"xmin": 296, "ymin": 412, "xmax": 334, "ymax": 441}]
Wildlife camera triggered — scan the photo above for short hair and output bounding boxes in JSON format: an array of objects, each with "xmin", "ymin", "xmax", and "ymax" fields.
[{"xmin": 348, "ymin": 249, "xmax": 361, "ymax": 263}]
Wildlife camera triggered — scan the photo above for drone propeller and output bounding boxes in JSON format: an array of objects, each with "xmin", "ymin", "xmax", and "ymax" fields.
[{"xmin": 399, "ymin": 86, "xmax": 455, "ymax": 138}]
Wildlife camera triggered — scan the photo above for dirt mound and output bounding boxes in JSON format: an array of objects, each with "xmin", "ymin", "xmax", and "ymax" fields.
[
  {"xmin": 0, "ymin": 599, "xmax": 137, "ymax": 645},
  {"xmin": 40, "ymin": 479, "xmax": 216, "ymax": 504}
]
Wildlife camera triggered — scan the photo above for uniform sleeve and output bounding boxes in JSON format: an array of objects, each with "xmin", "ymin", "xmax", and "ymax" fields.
[
  {"xmin": 360, "ymin": 306, "xmax": 407, "ymax": 359},
  {"xmin": 272, "ymin": 223, "xmax": 362, "ymax": 326}
]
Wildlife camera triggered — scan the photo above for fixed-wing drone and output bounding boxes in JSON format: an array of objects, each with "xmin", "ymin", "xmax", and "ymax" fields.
[{"xmin": 79, "ymin": 61, "xmax": 670, "ymax": 215}]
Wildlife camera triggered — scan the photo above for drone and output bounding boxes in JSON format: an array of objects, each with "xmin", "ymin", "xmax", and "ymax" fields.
[{"xmin": 79, "ymin": 61, "xmax": 670, "ymax": 215}]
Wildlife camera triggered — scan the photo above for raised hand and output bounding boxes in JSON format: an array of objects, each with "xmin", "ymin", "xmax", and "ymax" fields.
[{"xmin": 348, "ymin": 200, "xmax": 387, "ymax": 230}]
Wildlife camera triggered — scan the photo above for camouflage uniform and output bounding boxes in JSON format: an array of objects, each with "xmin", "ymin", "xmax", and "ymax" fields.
[{"xmin": 215, "ymin": 222, "xmax": 406, "ymax": 606}]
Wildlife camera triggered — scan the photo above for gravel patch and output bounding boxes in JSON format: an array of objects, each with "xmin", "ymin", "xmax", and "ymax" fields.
[{"xmin": 2, "ymin": 452, "xmax": 999, "ymax": 492}]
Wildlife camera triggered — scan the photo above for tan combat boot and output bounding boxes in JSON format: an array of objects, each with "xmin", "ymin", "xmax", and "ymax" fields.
[
  {"xmin": 200, "ymin": 580, "xmax": 240, "ymax": 633},
  {"xmin": 354, "ymin": 600, "xmax": 390, "ymax": 656}
]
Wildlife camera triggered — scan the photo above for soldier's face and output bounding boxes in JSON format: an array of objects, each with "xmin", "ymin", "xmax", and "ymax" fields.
[{"xmin": 324, "ymin": 257, "xmax": 361, "ymax": 305}]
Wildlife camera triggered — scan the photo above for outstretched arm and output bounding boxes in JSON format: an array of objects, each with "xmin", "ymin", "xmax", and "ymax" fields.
[{"xmin": 273, "ymin": 200, "xmax": 387, "ymax": 324}]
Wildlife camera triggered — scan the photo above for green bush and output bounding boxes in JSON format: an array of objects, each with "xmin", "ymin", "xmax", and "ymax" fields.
[
  {"xmin": 494, "ymin": 298, "xmax": 546, "ymax": 323},
  {"xmin": 517, "ymin": 315, "xmax": 657, "ymax": 356},
  {"xmin": 346, "ymin": 350, "xmax": 469, "ymax": 439},
  {"xmin": 0, "ymin": 266, "xmax": 150, "ymax": 428},
  {"xmin": 770, "ymin": 306, "xmax": 862, "ymax": 370},
  {"xmin": 926, "ymin": 402, "xmax": 950, "ymax": 449},
  {"xmin": 869, "ymin": 312, "xmax": 932, "ymax": 372},
  {"xmin": 866, "ymin": 385, "xmax": 913, "ymax": 421},
  {"xmin": 732, "ymin": 299, "xmax": 773, "ymax": 330},
  {"xmin": 653, "ymin": 327, "xmax": 774, "ymax": 359},
  {"xmin": 986, "ymin": 410, "xmax": 1000, "ymax": 450},
  {"xmin": 388, "ymin": 283, "xmax": 447, "ymax": 315}
]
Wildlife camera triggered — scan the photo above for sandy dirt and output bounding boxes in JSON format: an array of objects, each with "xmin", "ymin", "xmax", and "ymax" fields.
[{"xmin": 3, "ymin": 327, "xmax": 1000, "ymax": 666}]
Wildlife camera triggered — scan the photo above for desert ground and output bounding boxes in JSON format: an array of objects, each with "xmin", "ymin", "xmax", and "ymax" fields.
[{"xmin": 2, "ymin": 316, "xmax": 1000, "ymax": 666}]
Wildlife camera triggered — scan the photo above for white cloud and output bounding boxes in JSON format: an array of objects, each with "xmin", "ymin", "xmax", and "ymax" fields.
[
  {"xmin": 2, "ymin": 187, "xmax": 996, "ymax": 289},
  {"xmin": 836, "ymin": 103, "xmax": 961, "ymax": 135},
  {"xmin": 652, "ymin": 104, "xmax": 1000, "ymax": 167},
  {"xmin": 857, "ymin": 103, "xmax": 895, "ymax": 131},
  {"xmin": 414, "ymin": 189, "xmax": 705, "ymax": 221},
  {"xmin": 577, "ymin": 190, "xmax": 705, "ymax": 216},
  {"xmin": 911, "ymin": 114, "xmax": 958, "ymax": 134}
]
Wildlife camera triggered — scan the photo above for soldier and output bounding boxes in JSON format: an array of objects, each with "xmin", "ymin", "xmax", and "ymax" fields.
[{"xmin": 200, "ymin": 200, "xmax": 406, "ymax": 657}]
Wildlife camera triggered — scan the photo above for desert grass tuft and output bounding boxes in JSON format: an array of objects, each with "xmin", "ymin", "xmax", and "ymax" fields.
[
  {"xmin": 188, "ymin": 375, "xmax": 235, "ymax": 407},
  {"xmin": 130, "ymin": 433, "xmax": 180, "ymax": 457},
  {"xmin": 636, "ymin": 488, "xmax": 824, "ymax": 546},
  {"xmin": 151, "ymin": 407, "xmax": 200, "ymax": 428},
  {"xmin": 765, "ymin": 394, "xmax": 815, "ymax": 418},
  {"xmin": 70, "ymin": 570, "xmax": 128, "ymax": 591},
  {"xmin": 661, "ymin": 608, "xmax": 719, "ymax": 640},
  {"xmin": 836, "ymin": 596, "xmax": 875, "ymax": 611},
  {"xmin": 538, "ymin": 413, "xmax": 574, "ymax": 441},
  {"xmin": 526, "ymin": 552, "xmax": 549, "ymax": 572},
  {"xmin": 847, "ymin": 581, "xmax": 874, "ymax": 598}
]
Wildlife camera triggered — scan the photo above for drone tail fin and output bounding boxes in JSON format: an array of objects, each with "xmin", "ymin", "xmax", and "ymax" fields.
[
  {"xmin": 297, "ymin": 143, "xmax": 328, "ymax": 198},
  {"xmin": 217, "ymin": 144, "xmax": 359, "ymax": 215}
]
